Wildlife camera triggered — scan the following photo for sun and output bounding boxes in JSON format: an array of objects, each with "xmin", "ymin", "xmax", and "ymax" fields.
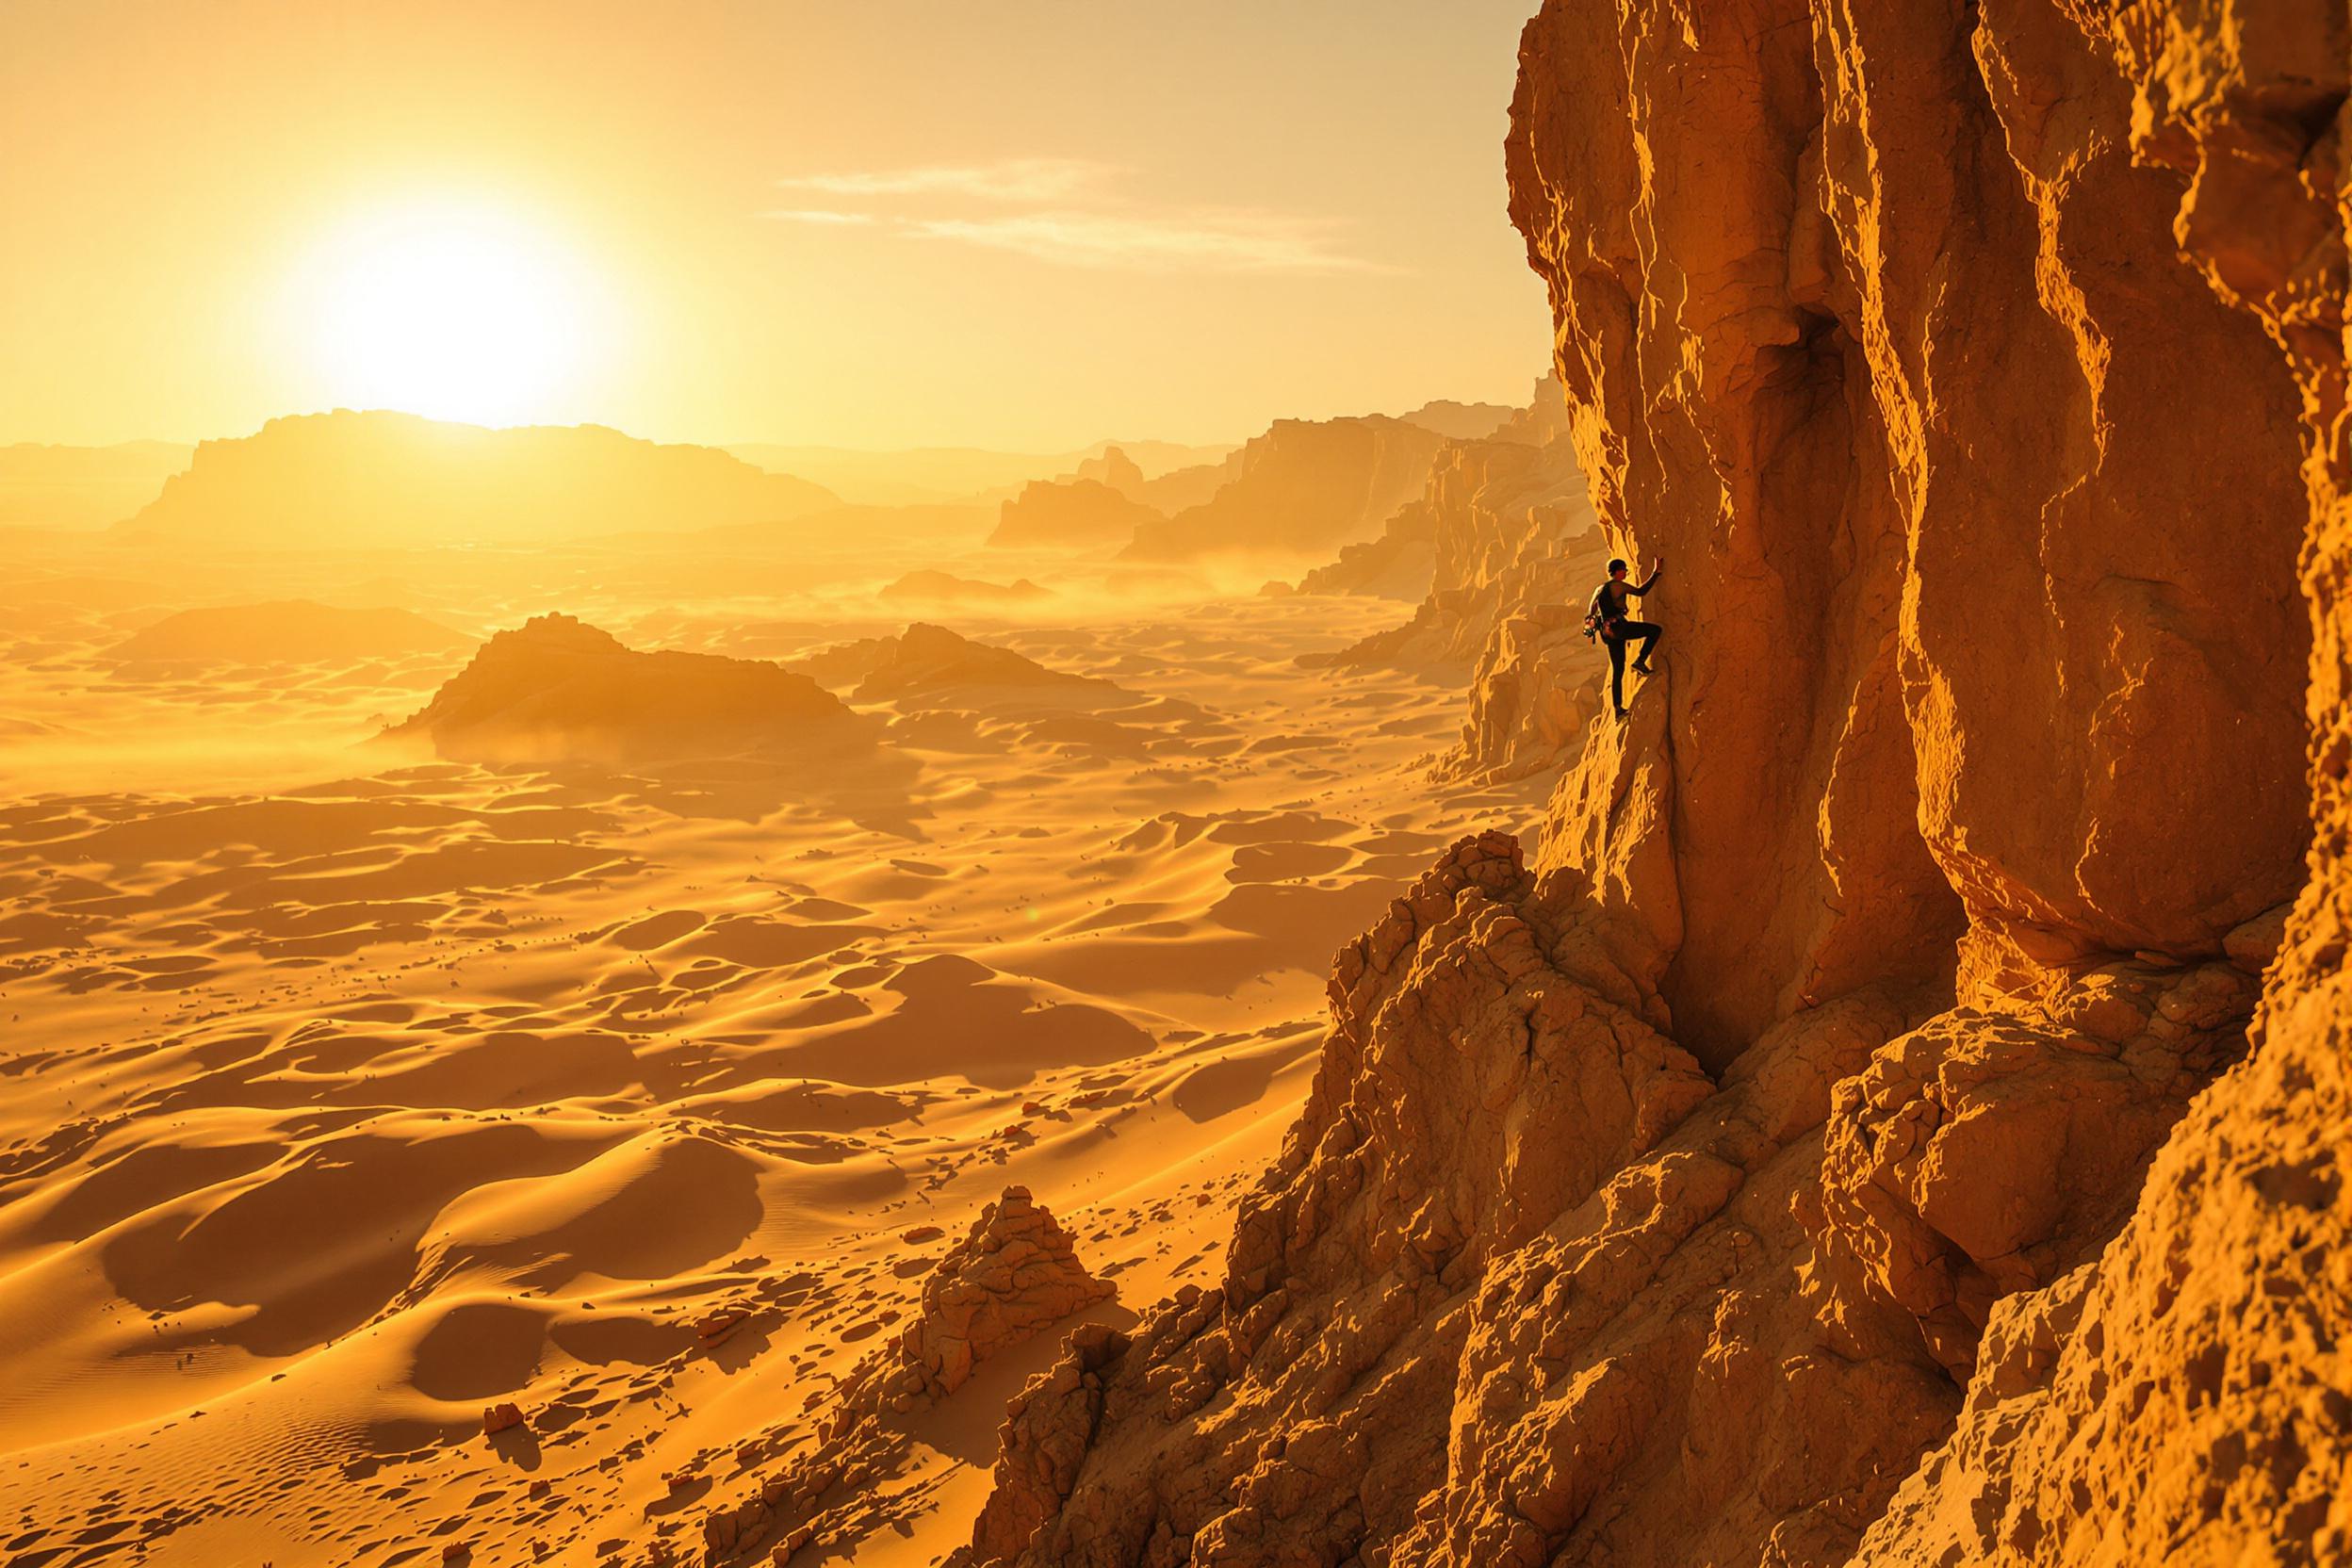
[{"xmin": 291, "ymin": 201, "xmax": 600, "ymax": 427}]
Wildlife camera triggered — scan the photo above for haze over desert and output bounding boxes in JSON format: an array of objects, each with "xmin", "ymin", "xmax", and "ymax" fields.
[{"xmin": 6, "ymin": 5, "xmax": 2351, "ymax": 1568}]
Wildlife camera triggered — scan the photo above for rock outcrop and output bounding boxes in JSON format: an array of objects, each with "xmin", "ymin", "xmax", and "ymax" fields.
[
  {"xmin": 700, "ymin": 1188, "xmax": 1113, "ymax": 1564},
  {"xmin": 939, "ymin": 2, "xmax": 2344, "ymax": 1565},
  {"xmin": 861, "ymin": 1186, "xmax": 1117, "ymax": 1410},
  {"xmin": 117, "ymin": 411, "xmax": 839, "ymax": 547},
  {"xmin": 988, "ymin": 477, "xmax": 1163, "ymax": 552},
  {"xmin": 384, "ymin": 613, "xmax": 854, "ymax": 764},
  {"xmin": 792, "ymin": 623, "xmax": 1112, "ymax": 706},
  {"xmin": 1121, "ymin": 417, "xmax": 1449, "ymax": 563}
]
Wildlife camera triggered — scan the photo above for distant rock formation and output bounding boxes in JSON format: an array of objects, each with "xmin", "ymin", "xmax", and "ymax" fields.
[
  {"xmin": 1292, "ymin": 376, "xmax": 1584, "ymax": 612},
  {"xmin": 1295, "ymin": 431, "xmax": 1611, "ymax": 781},
  {"xmin": 877, "ymin": 571, "xmax": 1054, "ymax": 606},
  {"xmin": 792, "ymin": 623, "xmax": 1109, "ymax": 706},
  {"xmin": 1392, "ymin": 397, "xmax": 1516, "ymax": 442},
  {"xmin": 384, "ymin": 612, "xmax": 852, "ymax": 764},
  {"xmin": 117, "ymin": 411, "xmax": 839, "ymax": 547},
  {"xmin": 1070, "ymin": 446, "xmax": 1147, "ymax": 501},
  {"xmin": 1292, "ymin": 501, "xmax": 1438, "ymax": 601},
  {"xmin": 988, "ymin": 477, "xmax": 1162, "ymax": 552},
  {"xmin": 723, "ymin": 440, "xmax": 1231, "ymax": 507},
  {"xmin": 1138, "ymin": 460, "xmax": 1232, "ymax": 516},
  {"xmin": 1120, "ymin": 416, "xmax": 1449, "ymax": 562},
  {"xmin": 108, "ymin": 600, "xmax": 470, "ymax": 664},
  {"xmin": 0, "ymin": 440, "xmax": 190, "ymax": 531}
]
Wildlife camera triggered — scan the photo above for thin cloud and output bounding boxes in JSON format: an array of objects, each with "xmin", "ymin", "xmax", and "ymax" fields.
[
  {"xmin": 777, "ymin": 157, "xmax": 1116, "ymax": 203},
  {"xmin": 763, "ymin": 208, "xmax": 878, "ymax": 225},
  {"xmin": 765, "ymin": 157, "xmax": 1391, "ymax": 275},
  {"xmin": 902, "ymin": 210, "xmax": 1386, "ymax": 275}
]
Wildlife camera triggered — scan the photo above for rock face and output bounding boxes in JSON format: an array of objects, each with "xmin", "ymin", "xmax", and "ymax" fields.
[
  {"xmin": 942, "ymin": 3, "xmax": 2344, "ymax": 1566},
  {"xmin": 988, "ymin": 477, "xmax": 1162, "ymax": 552},
  {"xmin": 1844, "ymin": 6, "xmax": 2352, "ymax": 1563},
  {"xmin": 109, "ymin": 600, "xmax": 469, "ymax": 664},
  {"xmin": 384, "ymin": 613, "xmax": 852, "ymax": 764},
  {"xmin": 1122, "ymin": 417, "xmax": 1449, "ymax": 563},
  {"xmin": 117, "ymin": 411, "xmax": 839, "ymax": 547}
]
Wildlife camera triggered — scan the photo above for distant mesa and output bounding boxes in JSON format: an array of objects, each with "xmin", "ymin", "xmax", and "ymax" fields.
[
  {"xmin": 1120, "ymin": 415, "xmax": 1449, "ymax": 562},
  {"xmin": 115, "ymin": 410, "xmax": 840, "ymax": 547},
  {"xmin": 384, "ymin": 612, "xmax": 856, "ymax": 764},
  {"xmin": 1394, "ymin": 397, "xmax": 1519, "ymax": 442},
  {"xmin": 108, "ymin": 599, "xmax": 472, "ymax": 665},
  {"xmin": 987, "ymin": 475, "xmax": 1163, "ymax": 552},
  {"xmin": 723, "ymin": 438, "xmax": 1232, "ymax": 507},
  {"xmin": 792, "ymin": 622, "xmax": 1113, "ymax": 705},
  {"xmin": 877, "ymin": 570, "xmax": 1054, "ymax": 605},
  {"xmin": 1289, "ymin": 374, "xmax": 1583, "ymax": 606}
]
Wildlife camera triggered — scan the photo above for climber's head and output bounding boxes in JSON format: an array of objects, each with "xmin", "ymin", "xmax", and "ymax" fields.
[{"xmin": 1608, "ymin": 558, "xmax": 1628, "ymax": 580}]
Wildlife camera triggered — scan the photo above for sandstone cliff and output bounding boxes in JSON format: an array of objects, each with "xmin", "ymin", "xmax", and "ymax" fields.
[{"xmin": 928, "ymin": 3, "xmax": 2345, "ymax": 1566}]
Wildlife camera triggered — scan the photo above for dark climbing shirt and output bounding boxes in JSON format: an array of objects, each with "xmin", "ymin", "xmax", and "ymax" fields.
[{"xmin": 1591, "ymin": 570, "xmax": 1659, "ymax": 623}]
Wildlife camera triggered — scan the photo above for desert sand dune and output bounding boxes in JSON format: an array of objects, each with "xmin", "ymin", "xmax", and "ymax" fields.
[
  {"xmin": 0, "ymin": 523, "xmax": 1563, "ymax": 1567},
  {"xmin": 110, "ymin": 599, "xmax": 472, "ymax": 664}
]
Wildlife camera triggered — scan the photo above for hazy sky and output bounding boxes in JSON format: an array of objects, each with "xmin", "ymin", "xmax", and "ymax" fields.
[{"xmin": 1, "ymin": 1, "xmax": 1552, "ymax": 451}]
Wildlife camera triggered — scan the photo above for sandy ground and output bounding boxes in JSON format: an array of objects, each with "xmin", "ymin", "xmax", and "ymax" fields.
[{"xmin": 0, "ymin": 518, "xmax": 1557, "ymax": 1568}]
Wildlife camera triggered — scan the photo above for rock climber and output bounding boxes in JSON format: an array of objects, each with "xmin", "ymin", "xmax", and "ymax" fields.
[{"xmin": 1583, "ymin": 556, "xmax": 1664, "ymax": 720}]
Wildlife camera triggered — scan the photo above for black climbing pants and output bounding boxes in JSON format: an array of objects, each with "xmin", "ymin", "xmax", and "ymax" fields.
[{"xmin": 1607, "ymin": 621, "xmax": 1661, "ymax": 712}]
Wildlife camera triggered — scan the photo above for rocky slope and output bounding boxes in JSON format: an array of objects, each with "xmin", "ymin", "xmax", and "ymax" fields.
[
  {"xmin": 928, "ymin": 3, "xmax": 2345, "ymax": 1566},
  {"xmin": 119, "ymin": 411, "xmax": 839, "ymax": 547}
]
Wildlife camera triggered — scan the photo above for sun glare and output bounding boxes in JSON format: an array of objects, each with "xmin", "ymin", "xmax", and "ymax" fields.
[{"xmin": 290, "ymin": 202, "xmax": 600, "ymax": 427}]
